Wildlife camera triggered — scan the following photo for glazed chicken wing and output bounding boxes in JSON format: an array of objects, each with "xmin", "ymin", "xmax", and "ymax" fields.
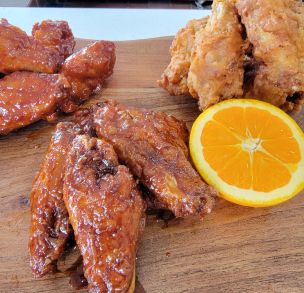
[
  {"xmin": 187, "ymin": 0, "xmax": 245, "ymax": 110},
  {"xmin": 0, "ymin": 71, "xmax": 70, "ymax": 135},
  {"xmin": 0, "ymin": 40, "xmax": 116, "ymax": 135},
  {"xmin": 29, "ymin": 122, "xmax": 79, "ymax": 277},
  {"xmin": 158, "ymin": 17, "xmax": 208, "ymax": 96},
  {"xmin": 86, "ymin": 100, "xmax": 217, "ymax": 218},
  {"xmin": 0, "ymin": 19, "xmax": 62, "ymax": 74},
  {"xmin": 60, "ymin": 40, "xmax": 116, "ymax": 112},
  {"xmin": 32, "ymin": 20, "xmax": 75, "ymax": 60},
  {"xmin": 63, "ymin": 135, "xmax": 145, "ymax": 293},
  {"xmin": 236, "ymin": 0, "xmax": 304, "ymax": 111}
]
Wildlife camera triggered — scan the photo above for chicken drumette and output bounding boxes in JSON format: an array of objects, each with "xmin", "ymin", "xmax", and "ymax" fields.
[
  {"xmin": 32, "ymin": 19, "xmax": 75, "ymax": 61},
  {"xmin": 61, "ymin": 40, "xmax": 116, "ymax": 110}
]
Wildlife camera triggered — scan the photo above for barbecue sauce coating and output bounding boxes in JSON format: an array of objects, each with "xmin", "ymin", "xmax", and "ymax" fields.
[
  {"xmin": 32, "ymin": 20, "xmax": 75, "ymax": 60},
  {"xmin": 60, "ymin": 40, "xmax": 116, "ymax": 111},
  {"xmin": 29, "ymin": 122, "xmax": 78, "ymax": 277},
  {"xmin": 0, "ymin": 72, "xmax": 71, "ymax": 135},
  {"xmin": 63, "ymin": 135, "xmax": 145, "ymax": 293},
  {"xmin": 91, "ymin": 100, "xmax": 217, "ymax": 218},
  {"xmin": 0, "ymin": 18, "xmax": 62, "ymax": 74}
]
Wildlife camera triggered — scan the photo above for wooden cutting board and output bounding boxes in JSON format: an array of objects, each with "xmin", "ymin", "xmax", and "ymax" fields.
[{"xmin": 0, "ymin": 38, "xmax": 303, "ymax": 293}]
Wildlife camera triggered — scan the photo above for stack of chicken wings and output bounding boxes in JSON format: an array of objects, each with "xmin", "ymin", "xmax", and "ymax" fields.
[
  {"xmin": 27, "ymin": 108, "xmax": 217, "ymax": 291},
  {"xmin": 159, "ymin": 0, "xmax": 304, "ymax": 112},
  {"xmin": 0, "ymin": 19, "xmax": 116, "ymax": 135},
  {"xmin": 29, "ymin": 99, "xmax": 218, "ymax": 292},
  {"xmin": 0, "ymin": 18, "xmax": 155, "ymax": 292},
  {"xmin": 0, "ymin": 17, "xmax": 215, "ymax": 293}
]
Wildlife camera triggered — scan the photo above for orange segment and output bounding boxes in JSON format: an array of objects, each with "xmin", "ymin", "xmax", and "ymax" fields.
[
  {"xmin": 260, "ymin": 114, "xmax": 293, "ymax": 139},
  {"xmin": 252, "ymin": 151, "xmax": 291, "ymax": 192},
  {"xmin": 190, "ymin": 99, "xmax": 304, "ymax": 207},
  {"xmin": 203, "ymin": 145, "xmax": 241, "ymax": 171},
  {"xmin": 261, "ymin": 138, "xmax": 301, "ymax": 164},
  {"xmin": 201, "ymin": 120, "xmax": 240, "ymax": 146},
  {"xmin": 213, "ymin": 106, "xmax": 247, "ymax": 137},
  {"xmin": 244, "ymin": 107, "xmax": 271, "ymax": 137},
  {"xmin": 217, "ymin": 150, "xmax": 252, "ymax": 189}
]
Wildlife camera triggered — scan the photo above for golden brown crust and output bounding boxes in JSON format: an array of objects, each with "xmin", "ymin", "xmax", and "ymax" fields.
[
  {"xmin": 91, "ymin": 100, "xmax": 217, "ymax": 218},
  {"xmin": 158, "ymin": 17, "xmax": 208, "ymax": 96},
  {"xmin": 60, "ymin": 41, "xmax": 116, "ymax": 112},
  {"xmin": 236, "ymin": 0, "xmax": 304, "ymax": 111},
  {"xmin": 29, "ymin": 122, "xmax": 78, "ymax": 277},
  {"xmin": 160, "ymin": 0, "xmax": 304, "ymax": 112},
  {"xmin": 0, "ymin": 18, "xmax": 62, "ymax": 74},
  {"xmin": 0, "ymin": 71, "xmax": 70, "ymax": 135},
  {"xmin": 32, "ymin": 20, "xmax": 75, "ymax": 60},
  {"xmin": 187, "ymin": 0, "xmax": 244, "ymax": 110},
  {"xmin": 63, "ymin": 135, "xmax": 145, "ymax": 293}
]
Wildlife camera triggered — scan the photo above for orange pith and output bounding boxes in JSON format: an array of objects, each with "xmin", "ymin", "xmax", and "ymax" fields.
[{"xmin": 201, "ymin": 106, "xmax": 300, "ymax": 193}]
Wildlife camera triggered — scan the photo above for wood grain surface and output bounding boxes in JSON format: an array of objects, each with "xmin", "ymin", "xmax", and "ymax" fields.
[{"xmin": 0, "ymin": 38, "xmax": 303, "ymax": 293}]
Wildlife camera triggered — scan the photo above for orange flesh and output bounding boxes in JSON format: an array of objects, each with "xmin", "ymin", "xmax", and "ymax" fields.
[{"xmin": 201, "ymin": 107, "xmax": 301, "ymax": 192}]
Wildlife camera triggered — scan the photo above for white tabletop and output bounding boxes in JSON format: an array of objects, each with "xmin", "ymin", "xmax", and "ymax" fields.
[{"xmin": 1, "ymin": 7, "xmax": 210, "ymax": 41}]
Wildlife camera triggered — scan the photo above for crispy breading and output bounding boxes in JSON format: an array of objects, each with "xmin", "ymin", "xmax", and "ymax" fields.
[
  {"xmin": 236, "ymin": 0, "xmax": 304, "ymax": 111},
  {"xmin": 158, "ymin": 17, "xmax": 208, "ymax": 96},
  {"xmin": 187, "ymin": 0, "xmax": 244, "ymax": 110}
]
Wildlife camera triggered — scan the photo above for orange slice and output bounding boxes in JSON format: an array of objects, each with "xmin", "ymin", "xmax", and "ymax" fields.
[{"xmin": 190, "ymin": 99, "xmax": 304, "ymax": 207}]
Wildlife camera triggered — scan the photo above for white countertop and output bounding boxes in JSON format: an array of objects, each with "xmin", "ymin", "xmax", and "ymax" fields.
[{"xmin": 1, "ymin": 7, "xmax": 210, "ymax": 40}]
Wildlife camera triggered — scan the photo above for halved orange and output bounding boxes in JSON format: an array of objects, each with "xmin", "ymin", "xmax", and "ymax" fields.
[{"xmin": 190, "ymin": 99, "xmax": 304, "ymax": 207}]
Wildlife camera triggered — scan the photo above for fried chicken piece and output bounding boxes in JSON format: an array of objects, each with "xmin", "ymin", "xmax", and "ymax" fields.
[
  {"xmin": 29, "ymin": 122, "xmax": 79, "ymax": 277},
  {"xmin": 0, "ymin": 71, "xmax": 70, "ymax": 135},
  {"xmin": 32, "ymin": 20, "xmax": 75, "ymax": 60},
  {"xmin": 60, "ymin": 41, "xmax": 116, "ymax": 112},
  {"xmin": 187, "ymin": 0, "xmax": 245, "ymax": 110},
  {"xmin": 63, "ymin": 135, "xmax": 145, "ymax": 293},
  {"xmin": 0, "ymin": 41, "xmax": 116, "ymax": 135},
  {"xmin": 86, "ymin": 100, "xmax": 217, "ymax": 218},
  {"xmin": 158, "ymin": 17, "xmax": 208, "ymax": 96},
  {"xmin": 0, "ymin": 18, "xmax": 62, "ymax": 74},
  {"xmin": 236, "ymin": 0, "xmax": 304, "ymax": 111}
]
